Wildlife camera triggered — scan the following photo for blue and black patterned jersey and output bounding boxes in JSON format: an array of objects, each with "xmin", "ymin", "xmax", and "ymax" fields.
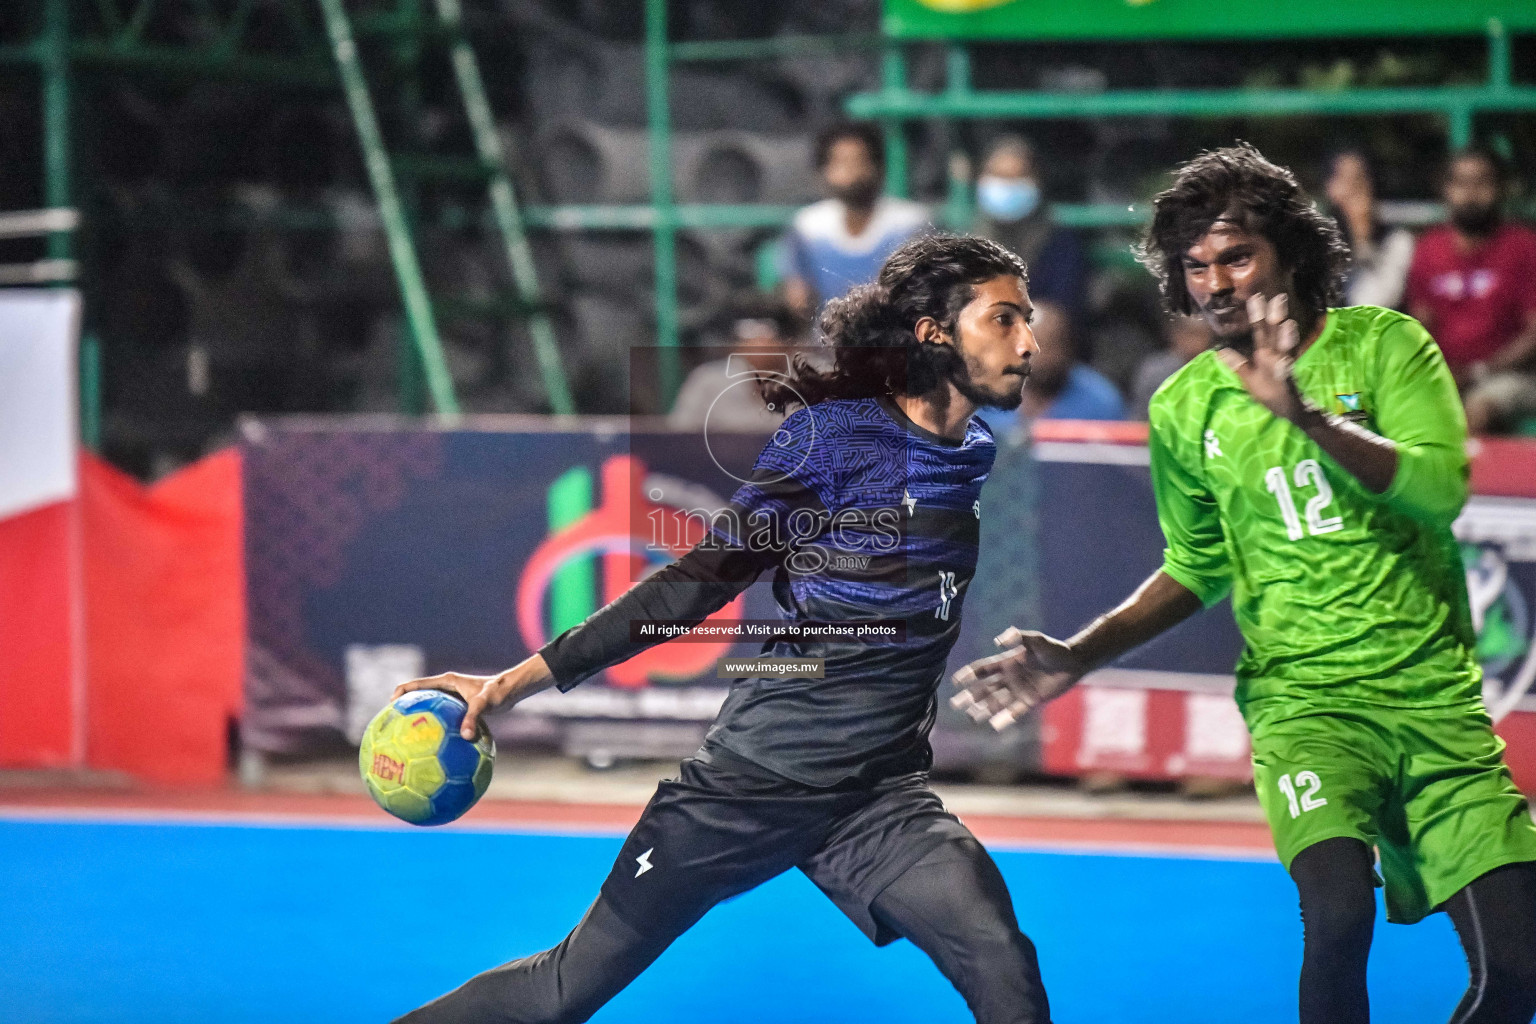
[{"xmin": 540, "ymin": 395, "xmax": 997, "ymax": 787}]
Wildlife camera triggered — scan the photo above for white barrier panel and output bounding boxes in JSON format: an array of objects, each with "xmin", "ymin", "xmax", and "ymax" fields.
[{"xmin": 0, "ymin": 289, "xmax": 79, "ymax": 518}]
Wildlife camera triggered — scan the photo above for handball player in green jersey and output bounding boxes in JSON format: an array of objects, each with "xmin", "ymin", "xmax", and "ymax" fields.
[{"xmin": 955, "ymin": 143, "xmax": 1536, "ymax": 1024}]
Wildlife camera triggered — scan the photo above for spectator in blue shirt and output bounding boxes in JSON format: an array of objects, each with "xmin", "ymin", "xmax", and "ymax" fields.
[
  {"xmin": 972, "ymin": 135, "xmax": 1088, "ymax": 332},
  {"xmin": 973, "ymin": 300, "xmax": 1124, "ymax": 438},
  {"xmin": 781, "ymin": 122, "xmax": 928, "ymax": 317}
]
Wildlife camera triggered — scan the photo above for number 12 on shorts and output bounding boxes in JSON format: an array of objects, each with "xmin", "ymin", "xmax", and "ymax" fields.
[{"xmin": 1278, "ymin": 771, "xmax": 1328, "ymax": 819}]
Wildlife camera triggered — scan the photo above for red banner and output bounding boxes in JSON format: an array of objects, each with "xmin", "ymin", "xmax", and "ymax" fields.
[
  {"xmin": 81, "ymin": 451, "xmax": 245, "ymax": 785},
  {"xmin": 0, "ymin": 500, "xmax": 79, "ymax": 767}
]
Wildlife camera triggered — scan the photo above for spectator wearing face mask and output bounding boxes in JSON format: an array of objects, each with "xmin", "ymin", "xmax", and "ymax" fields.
[
  {"xmin": 1324, "ymin": 149, "xmax": 1416, "ymax": 310},
  {"xmin": 779, "ymin": 122, "xmax": 929, "ymax": 317},
  {"xmin": 1406, "ymin": 146, "xmax": 1536, "ymax": 434},
  {"xmin": 972, "ymin": 135, "xmax": 1088, "ymax": 328}
]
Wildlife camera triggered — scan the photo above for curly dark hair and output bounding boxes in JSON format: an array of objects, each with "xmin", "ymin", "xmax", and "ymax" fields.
[
  {"xmin": 1136, "ymin": 142, "xmax": 1348, "ymax": 316},
  {"xmin": 762, "ymin": 233, "xmax": 1028, "ymax": 410}
]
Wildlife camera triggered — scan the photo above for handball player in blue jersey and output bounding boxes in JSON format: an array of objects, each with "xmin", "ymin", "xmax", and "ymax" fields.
[{"xmin": 392, "ymin": 234, "xmax": 1049, "ymax": 1024}]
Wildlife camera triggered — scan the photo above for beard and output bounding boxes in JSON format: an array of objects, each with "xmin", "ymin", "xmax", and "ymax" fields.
[
  {"xmin": 1450, "ymin": 203, "xmax": 1500, "ymax": 237},
  {"xmin": 950, "ymin": 348, "xmax": 1026, "ymax": 411}
]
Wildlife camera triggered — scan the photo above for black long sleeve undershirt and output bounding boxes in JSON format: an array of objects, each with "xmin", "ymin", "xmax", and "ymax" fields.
[
  {"xmin": 537, "ymin": 447, "xmax": 833, "ymax": 692},
  {"xmin": 537, "ymin": 538, "xmax": 778, "ymax": 692}
]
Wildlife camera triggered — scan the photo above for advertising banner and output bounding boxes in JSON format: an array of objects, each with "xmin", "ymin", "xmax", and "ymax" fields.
[
  {"xmin": 883, "ymin": 0, "xmax": 1536, "ymax": 42},
  {"xmin": 242, "ymin": 418, "xmax": 1536, "ymax": 789},
  {"xmin": 1030, "ymin": 435, "xmax": 1251, "ymax": 781},
  {"xmin": 242, "ymin": 422, "xmax": 787, "ymax": 760}
]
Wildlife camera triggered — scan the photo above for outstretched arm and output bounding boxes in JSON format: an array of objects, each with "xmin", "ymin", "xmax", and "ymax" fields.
[
  {"xmin": 393, "ymin": 445, "xmax": 835, "ymax": 739},
  {"xmin": 956, "ymin": 373, "xmax": 1231, "ymax": 729},
  {"xmin": 394, "ymin": 539, "xmax": 774, "ymax": 739},
  {"xmin": 952, "ymin": 570, "xmax": 1201, "ymax": 729}
]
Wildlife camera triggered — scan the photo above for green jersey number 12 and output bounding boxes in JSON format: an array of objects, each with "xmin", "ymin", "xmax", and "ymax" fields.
[{"xmin": 1264, "ymin": 459, "xmax": 1344, "ymax": 541}]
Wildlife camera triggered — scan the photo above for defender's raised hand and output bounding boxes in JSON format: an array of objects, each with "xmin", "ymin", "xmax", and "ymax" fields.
[
  {"xmin": 1216, "ymin": 292, "xmax": 1306, "ymax": 421},
  {"xmin": 950, "ymin": 628, "xmax": 1086, "ymax": 731}
]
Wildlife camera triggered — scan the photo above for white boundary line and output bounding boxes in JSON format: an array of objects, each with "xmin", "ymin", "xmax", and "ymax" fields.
[
  {"xmin": 0, "ymin": 806, "xmax": 1276, "ymax": 861},
  {"xmin": 980, "ymin": 835, "xmax": 1276, "ymax": 862},
  {"xmin": 1032, "ymin": 441, "xmax": 1151, "ymax": 466},
  {"xmin": 0, "ymin": 805, "xmax": 633, "ymax": 838}
]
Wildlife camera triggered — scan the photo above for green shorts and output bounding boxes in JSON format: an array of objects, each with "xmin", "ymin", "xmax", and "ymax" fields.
[{"xmin": 1249, "ymin": 700, "xmax": 1536, "ymax": 923}]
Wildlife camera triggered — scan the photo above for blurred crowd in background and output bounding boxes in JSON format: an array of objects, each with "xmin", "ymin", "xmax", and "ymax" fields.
[
  {"xmin": 676, "ymin": 129, "xmax": 1536, "ymax": 440},
  {"xmin": 4, "ymin": 0, "xmax": 1534, "ymax": 478}
]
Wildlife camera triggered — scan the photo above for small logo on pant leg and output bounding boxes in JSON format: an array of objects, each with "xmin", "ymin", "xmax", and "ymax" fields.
[
  {"xmin": 936, "ymin": 570, "xmax": 957, "ymax": 621},
  {"xmin": 635, "ymin": 848, "xmax": 655, "ymax": 877}
]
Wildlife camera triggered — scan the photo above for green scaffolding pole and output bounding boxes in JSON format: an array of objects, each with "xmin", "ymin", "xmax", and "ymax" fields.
[
  {"xmin": 432, "ymin": 0, "xmax": 573, "ymax": 414},
  {"xmin": 849, "ymin": 21, "xmax": 1533, "ymax": 156},
  {"xmin": 42, "ymin": 0, "xmax": 70, "ymax": 263},
  {"xmin": 80, "ymin": 333, "xmax": 102, "ymax": 451},
  {"xmin": 943, "ymin": 43, "xmax": 974, "ymax": 230},
  {"xmin": 847, "ymin": 83, "xmax": 1536, "ymax": 121},
  {"xmin": 41, "ymin": 0, "xmax": 98, "ymax": 453},
  {"xmin": 881, "ymin": 45, "xmax": 909, "ymax": 199},
  {"xmin": 316, "ymin": 0, "xmax": 459, "ymax": 415},
  {"xmin": 646, "ymin": 0, "xmax": 681, "ymax": 405}
]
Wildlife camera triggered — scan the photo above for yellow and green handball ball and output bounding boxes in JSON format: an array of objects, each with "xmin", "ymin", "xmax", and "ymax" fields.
[{"xmin": 359, "ymin": 689, "xmax": 495, "ymax": 826}]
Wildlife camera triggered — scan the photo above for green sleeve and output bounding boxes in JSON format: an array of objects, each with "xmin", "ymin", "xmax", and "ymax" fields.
[
  {"xmin": 1148, "ymin": 411, "xmax": 1232, "ymax": 607},
  {"xmin": 1371, "ymin": 317, "xmax": 1470, "ymax": 529}
]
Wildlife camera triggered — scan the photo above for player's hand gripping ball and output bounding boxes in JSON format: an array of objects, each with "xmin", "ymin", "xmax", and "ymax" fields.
[{"xmin": 359, "ymin": 690, "xmax": 495, "ymax": 825}]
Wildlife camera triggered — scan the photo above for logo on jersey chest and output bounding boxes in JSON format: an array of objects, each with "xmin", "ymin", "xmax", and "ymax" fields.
[{"xmin": 1334, "ymin": 392, "xmax": 1369, "ymax": 421}]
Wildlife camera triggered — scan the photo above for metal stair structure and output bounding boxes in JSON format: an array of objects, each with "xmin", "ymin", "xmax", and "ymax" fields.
[{"xmin": 315, "ymin": 0, "xmax": 573, "ymax": 415}]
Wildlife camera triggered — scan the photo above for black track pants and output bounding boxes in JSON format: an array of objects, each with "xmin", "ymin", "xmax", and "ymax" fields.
[
  {"xmin": 394, "ymin": 838, "xmax": 1049, "ymax": 1024},
  {"xmin": 1291, "ymin": 837, "xmax": 1536, "ymax": 1024}
]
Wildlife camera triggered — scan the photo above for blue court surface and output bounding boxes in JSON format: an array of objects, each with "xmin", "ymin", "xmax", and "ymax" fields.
[{"xmin": 4, "ymin": 815, "xmax": 1472, "ymax": 1023}]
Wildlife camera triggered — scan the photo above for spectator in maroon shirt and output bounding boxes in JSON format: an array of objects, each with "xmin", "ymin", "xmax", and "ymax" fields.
[{"xmin": 1406, "ymin": 146, "xmax": 1536, "ymax": 433}]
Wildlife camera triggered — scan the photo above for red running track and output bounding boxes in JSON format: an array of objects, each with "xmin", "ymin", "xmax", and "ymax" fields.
[{"xmin": 0, "ymin": 787, "xmax": 1276, "ymax": 859}]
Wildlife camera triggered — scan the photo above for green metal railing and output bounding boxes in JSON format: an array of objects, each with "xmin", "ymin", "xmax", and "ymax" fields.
[
  {"xmin": 631, "ymin": 16, "xmax": 1534, "ymax": 407},
  {"xmin": 0, "ymin": 0, "xmax": 336, "ymax": 85},
  {"xmin": 847, "ymin": 24, "xmax": 1530, "ymax": 152},
  {"xmin": 41, "ymin": 0, "xmax": 70, "ymax": 263},
  {"xmin": 434, "ymin": 0, "xmax": 574, "ymax": 415},
  {"xmin": 8, "ymin": 3, "xmax": 1535, "ymax": 429},
  {"xmin": 645, "ymin": 0, "xmax": 681, "ymax": 404},
  {"xmin": 316, "ymin": 0, "xmax": 459, "ymax": 415},
  {"xmin": 322, "ymin": 0, "xmax": 579, "ymax": 415}
]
